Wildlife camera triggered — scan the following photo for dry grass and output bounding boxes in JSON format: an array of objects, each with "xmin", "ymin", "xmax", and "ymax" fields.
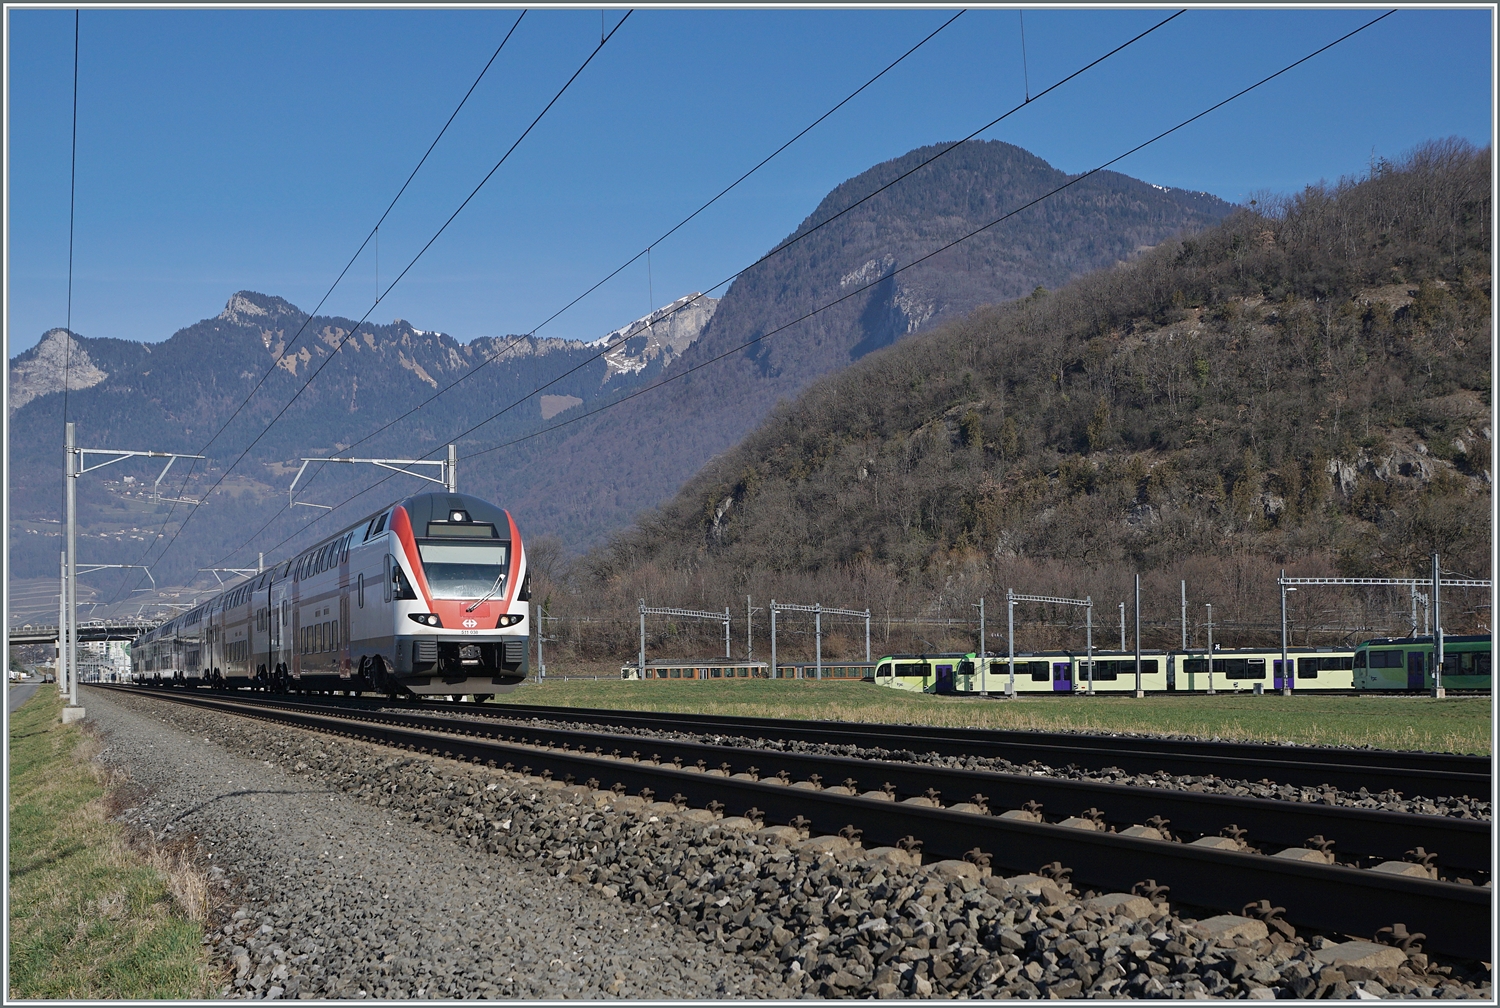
[
  {"xmin": 503, "ymin": 677, "xmax": 1492, "ymax": 754},
  {"xmin": 7, "ymin": 690, "xmax": 218, "ymax": 999}
]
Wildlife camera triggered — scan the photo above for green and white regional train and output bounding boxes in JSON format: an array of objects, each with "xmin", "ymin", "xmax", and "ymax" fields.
[{"xmin": 871, "ymin": 635, "xmax": 1491, "ymax": 695}]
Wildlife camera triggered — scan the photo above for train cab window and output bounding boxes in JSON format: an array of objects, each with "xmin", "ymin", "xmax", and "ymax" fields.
[{"xmin": 1353, "ymin": 651, "xmax": 1367, "ymax": 669}]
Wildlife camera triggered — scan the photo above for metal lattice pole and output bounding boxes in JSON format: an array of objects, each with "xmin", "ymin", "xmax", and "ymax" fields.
[
  {"xmin": 65, "ymin": 423, "xmax": 78, "ymax": 707},
  {"xmin": 1280, "ymin": 570, "xmax": 1290, "ymax": 696},
  {"xmin": 770, "ymin": 600, "xmax": 777, "ymax": 679},
  {"xmin": 1007, "ymin": 589, "xmax": 1015, "ymax": 697},
  {"xmin": 1133, "ymin": 575, "xmax": 1143, "ymax": 698},
  {"xmin": 1432, "ymin": 553, "xmax": 1445, "ymax": 698},
  {"xmin": 1085, "ymin": 597, "xmax": 1093, "ymax": 696}
]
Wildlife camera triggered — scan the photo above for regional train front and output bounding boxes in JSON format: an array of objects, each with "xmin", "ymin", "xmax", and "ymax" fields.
[{"xmin": 376, "ymin": 492, "xmax": 531, "ymax": 697}]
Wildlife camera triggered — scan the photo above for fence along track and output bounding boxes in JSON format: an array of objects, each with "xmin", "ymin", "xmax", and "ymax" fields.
[{"xmin": 100, "ymin": 686, "xmax": 1490, "ymax": 959}]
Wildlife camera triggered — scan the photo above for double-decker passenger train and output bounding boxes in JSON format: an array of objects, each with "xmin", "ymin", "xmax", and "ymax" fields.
[{"xmin": 131, "ymin": 492, "xmax": 529, "ymax": 698}]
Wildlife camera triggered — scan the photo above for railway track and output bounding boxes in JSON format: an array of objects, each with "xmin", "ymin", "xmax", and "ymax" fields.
[
  {"xmin": 149, "ymin": 690, "xmax": 1487, "ymax": 795},
  {"xmin": 100, "ymin": 685, "xmax": 1490, "ymax": 959}
]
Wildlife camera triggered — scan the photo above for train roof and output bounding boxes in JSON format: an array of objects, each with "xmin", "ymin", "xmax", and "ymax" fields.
[{"xmin": 1357, "ymin": 634, "xmax": 1492, "ymax": 646}]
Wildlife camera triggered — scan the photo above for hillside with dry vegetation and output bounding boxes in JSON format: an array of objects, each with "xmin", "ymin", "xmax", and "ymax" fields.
[{"xmin": 546, "ymin": 139, "xmax": 1491, "ymax": 662}]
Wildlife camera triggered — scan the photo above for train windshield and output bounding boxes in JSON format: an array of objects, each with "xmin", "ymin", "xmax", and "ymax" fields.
[{"xmin": 416, "ymin": 540, "xmax": 510, "ymax": 599}]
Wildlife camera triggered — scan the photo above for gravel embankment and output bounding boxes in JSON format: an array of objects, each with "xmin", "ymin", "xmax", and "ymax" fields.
[
  {"xmin": 89, "ymin": 689, "xmax": 1492, "ymax": 1000},
  {"xmin": 86, "ymin": 690, "xmax": 794, "ymax": 1000},
  {"xmin": 447, "ymin": 712, "xmax": 1490, "ymax": 821}
]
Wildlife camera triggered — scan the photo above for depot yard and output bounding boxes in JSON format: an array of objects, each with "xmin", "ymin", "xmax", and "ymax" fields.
[{"xmin": 504, "ymin": 677, "xmax": 1492, "ymax": 755}]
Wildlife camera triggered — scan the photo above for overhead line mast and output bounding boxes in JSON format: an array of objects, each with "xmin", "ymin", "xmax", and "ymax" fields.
[
  {"xmin": 103, "ymin": 13, "xmax": 528, "ymax": 607},
  {"xmin": 209, "ymin": 9, "xmax": 1397, "ymax": 570},
  {"xmin": 139, "ymin": 13, "xmax": 630, "ymax": 578}
]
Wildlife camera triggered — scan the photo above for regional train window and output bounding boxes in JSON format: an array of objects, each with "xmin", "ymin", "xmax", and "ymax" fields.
[
  {"xmin": 332, "ymin": 621, "xmax": 338, "ymax": 649},
  {"xmin": 1475, "ymin": 653, "xmax": 1491, "ymax": 676},
  {"xmin": 1297, "ymin": 657, "xmax": 1319, "ymax": 679},
  {"xmin": 1218, "ymin": 658, "xmax": 1265, "ymax": 680},
  {"xmin": 415, "ymin": 541, "xmax": 509, "ymax": 599},
  {"xmin": 895, "ymin": 663, "xmax": 925, "ymax": 677}
]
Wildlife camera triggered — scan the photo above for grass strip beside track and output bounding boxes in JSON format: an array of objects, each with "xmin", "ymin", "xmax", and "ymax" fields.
[
  {"xmin": 502, "ymin": 678, "xmax": 1492, "ymax": 755},
  {"xmin": 7, "ymin": 690, "xmax": 216, "ymax": 999}
]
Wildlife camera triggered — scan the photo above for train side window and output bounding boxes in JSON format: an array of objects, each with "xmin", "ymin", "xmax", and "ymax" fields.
[
  {"xmin": 1475, "ymin": 652, "xmax": 1491, "ymax": 676},
  {"xmin": 1297, "ymin": 657, "xmax": 1319, "ymax": 679},
  {"xmin": 383, "ymin": 556, "xmax": 393, "ymax": 603},
  {"xmin": 1353, "ymin": 651, "xmax": 1367, "ymax": 669},
  {"xmin": 332, "ymin": 620, "xmax": 339, "ymax": 649},
  {"xmin": 358, "ymin": 573, "xmax": 365, "ymax": 608}
]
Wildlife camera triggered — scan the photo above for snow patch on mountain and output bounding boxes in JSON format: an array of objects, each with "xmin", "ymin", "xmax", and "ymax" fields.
[{"xmin": 589, "ymin": 293, "xmax": 718, "ymax": 381}]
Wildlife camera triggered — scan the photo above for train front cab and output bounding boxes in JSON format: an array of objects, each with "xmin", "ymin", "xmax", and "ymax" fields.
[
  {"xmin": 1354, "ymin": 636, "xmax": 1491, "ymax": 691},
  {"xmin": 873, "ymin": 654, "xmax": 974, "ymax": 694}
]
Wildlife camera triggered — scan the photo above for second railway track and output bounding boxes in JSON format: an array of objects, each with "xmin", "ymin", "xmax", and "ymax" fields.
[{"xmin": 102, "ymin": 685, "xmax": 1490, "ymax": 960}]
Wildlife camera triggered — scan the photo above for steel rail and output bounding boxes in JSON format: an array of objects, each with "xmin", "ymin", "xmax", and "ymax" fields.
[
  {"xmin": 99, "ymin": 686, "xmax": 1490, "ymax": 958},
  {"xmin": 116, "ymin": 686, "xmax": 1489, "ymax": 873},
  {"xmin": 357, "ymin": 698, "xmax": 1487, "ymax": 794}
]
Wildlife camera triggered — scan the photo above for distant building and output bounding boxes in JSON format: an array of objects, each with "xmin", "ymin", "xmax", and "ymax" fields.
[{"xmin": 78, "ymin": 640, "xmax": 131, "ymax": 683}]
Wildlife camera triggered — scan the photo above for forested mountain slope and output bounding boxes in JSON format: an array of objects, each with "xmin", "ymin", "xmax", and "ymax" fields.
[
  {"xmin": 579, "ymin": 140, "xmax": 1490, "ymax": 654},
  {"xmin": 502, "ymin": 141, "xmax": 1234, "ymax": 545}
]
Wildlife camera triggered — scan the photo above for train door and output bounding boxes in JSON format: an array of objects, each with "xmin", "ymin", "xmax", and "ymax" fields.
[
  {"xmin": 934, "ymin": 663, "xmax": 954, "ymax": 694},
  {"xmin": 1053, "ymin": 662, "xmax": 1072, "ymax": 692},
  {"xmin": 1407, "ymin": 651, "xmax": 1425, "ymax": 690},
  {"xmin": 1273, "ymin": 659, "xmax": 1293, "ymax": 691},
  {"xmin": 339, "ymin": 594, "xmax": 351, "ymax": 679},
  {"xmin": 253, "ymin": 581, "xmax": 271, "ymax": 683}
]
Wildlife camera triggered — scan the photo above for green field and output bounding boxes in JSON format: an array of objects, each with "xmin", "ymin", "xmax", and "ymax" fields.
[
  {"xmin": 502, "ymin": 678, "xmax": 1492, "ymax": 755},
  {"xmin": 7, "ymin": 690, "xmax": 216, "ymax": 999}
]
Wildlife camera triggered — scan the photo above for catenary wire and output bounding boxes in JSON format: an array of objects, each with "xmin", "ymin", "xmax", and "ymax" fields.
[
  {"xmin": 195, "ymin": 9, "xmax": 972, "ymax": 568},
  {"xmin": 213, "ymin": 8, "xmax": 1174, "ymax": 567},
  {"xmin": 202, "ymin": 8, "xmax": 1191, "ymax": 570},
  {"xmin": 321, "ymin": 9, "xmax": 1189, "ymax": 466},
  {"xmin": 283, "ymin": 9, "xmax": 967, "ymax": 503},
  {"xmin": 463, "ymin": 9, "xmax": 1398, "ymax": 462},
  {"xmin": 133, "ymin": 12, "xmax": 633, "ymax": 587},
  {"xmin": 101, "ymin": 13, "xmax": 526, "ymax": 606},
  {"xmin": 221, "ymin": 8, "xmax": 1395, "ymax": 574}
]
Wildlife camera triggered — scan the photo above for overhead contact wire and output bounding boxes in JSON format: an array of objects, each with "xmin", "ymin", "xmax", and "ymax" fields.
[
  {"xmin": 104, "ymin": 13, "xmax": 527, "ymax": 608},
  {"xmin": 284, "ymin": 10, "xmax": 966, "ymax": 497},
  {"xmin": 227, "ymin": 10, "xmax": 1393, "ymax": 567},
  {"xmin": 206, "ymin": 10, "xmax": 969, "ymax": 564},
  {"xmin": 208, "ymin": 9, "xmax": 1193, "ymax": 568},
  {"xmin": 139, "ymin": 12, "xmax": 632, "ymax": 582}
]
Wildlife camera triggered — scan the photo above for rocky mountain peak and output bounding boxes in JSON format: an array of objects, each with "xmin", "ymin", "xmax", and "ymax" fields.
[
  {"xmin": 589, "ymin": 293, "xmax": 719, "ymax": 382},
  {"xmin": 8, "ymin": 328, "xmax": 109, "ymax": 415},
  {"xmin": 219, "ymin": 291, "xmax": 304, "ymax": 326}
]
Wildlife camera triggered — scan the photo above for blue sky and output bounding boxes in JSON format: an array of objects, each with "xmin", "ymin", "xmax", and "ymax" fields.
[{"xmin": 7, "ymin": 6, "xmax": 1492, "ymax": 353}]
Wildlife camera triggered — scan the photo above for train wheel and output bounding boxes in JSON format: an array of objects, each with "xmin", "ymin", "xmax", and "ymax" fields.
[{"xmin": 472, "ymin": 694, "xmax": 494, "ymax": 703}]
